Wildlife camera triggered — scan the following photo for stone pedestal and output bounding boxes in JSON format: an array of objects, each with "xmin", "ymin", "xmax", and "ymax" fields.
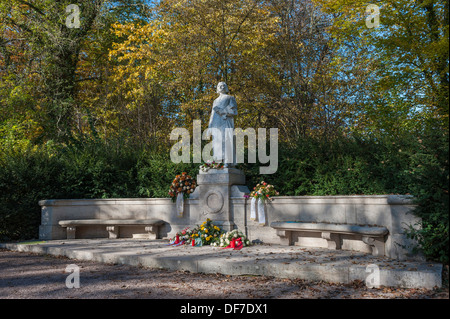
[{"xmin": 193, "ymin": 168, "xmax": 249, "ymax": 231}]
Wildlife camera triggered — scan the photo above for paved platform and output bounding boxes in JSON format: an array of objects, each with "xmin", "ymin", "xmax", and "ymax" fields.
[{"xmin": 0, "ymin": 239, "xmax": 442, "ymax": 289}]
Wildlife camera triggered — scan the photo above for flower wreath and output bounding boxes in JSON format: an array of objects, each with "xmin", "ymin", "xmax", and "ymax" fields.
[
  {"xmin": 168, "ymin": 172, "xmax": 197, "ymax": 202},
  {"xmin": 199, "ymin": 160, "xmax": 224, "ymax": 172},
  {"xmin": 247, "ymin": 181, "xmax": 279, "ymax": 202}
]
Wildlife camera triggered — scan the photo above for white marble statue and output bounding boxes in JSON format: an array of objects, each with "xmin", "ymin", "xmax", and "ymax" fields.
[{"xmin": 207, "ymin": 82, "xmax": 237, "ymax": 166}]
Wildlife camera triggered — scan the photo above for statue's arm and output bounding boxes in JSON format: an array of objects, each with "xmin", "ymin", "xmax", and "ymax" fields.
[
  {"xmin": 213, "ymin": 105, "xmax": 227, "ymax": 116},
  {"xmin": 213, "ymin": 97, "xmax": 230, "ymax": 116},
  {"xmin": 212, "ymin": 96, "xmax": 237, "ymax": 118},
  {"xmin": 226, "ymin": 96, "xmax": 237, "ymax": 116}
]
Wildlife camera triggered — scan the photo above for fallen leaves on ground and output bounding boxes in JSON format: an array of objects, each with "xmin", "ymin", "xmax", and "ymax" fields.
[{"xmin": 0, "ymin": 249, "xmax": 447, "ymax": 299}]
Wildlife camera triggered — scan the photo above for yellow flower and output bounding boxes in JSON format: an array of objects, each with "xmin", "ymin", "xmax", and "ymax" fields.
[{"xmin": 205, "ymin": 229, "xmax": 208, "ymax": 233}]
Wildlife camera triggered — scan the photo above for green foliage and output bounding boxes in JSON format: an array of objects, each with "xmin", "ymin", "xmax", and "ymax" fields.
[
  {"xmin": 0, "ymin": 147, "xmax": 63, "ymax": 240},
  {"xmin": 404, "ymin": 132, "xmax": 449, "ymax": 264},
  {"xmin": 135, "ymin": 152, "xmax": 198, "ymax": 198},
  {"xmin": 0, "ymin": 139, "xmax": 197, "ymax": 241},
  {"xmin": 240, "ymin": 135, "xmax": 415, "ymax": 197}
]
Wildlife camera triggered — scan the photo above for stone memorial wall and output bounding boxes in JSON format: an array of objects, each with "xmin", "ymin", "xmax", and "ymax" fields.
[{"xmin": 38, "ymin": 168, "xmax": 420, "ymax": 261}]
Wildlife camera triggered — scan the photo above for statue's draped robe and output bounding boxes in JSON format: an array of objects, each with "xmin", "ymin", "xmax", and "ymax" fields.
[{"xmin": 207, "ymin": 94, "xmax": 237, "ymax": 165}]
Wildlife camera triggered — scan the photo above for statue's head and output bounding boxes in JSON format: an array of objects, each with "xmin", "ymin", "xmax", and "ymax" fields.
[{"xmin": 216, "ymin": 82, "xmax": 229, "ymax": 94}]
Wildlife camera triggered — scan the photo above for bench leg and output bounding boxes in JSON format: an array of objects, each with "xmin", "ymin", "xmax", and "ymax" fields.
[
  {"xmin": 67, "ymin": 226, "xmax": 76, "ymax": 239},
  {"xmin": 276, "ymin": 230, "xmax": 292, "ymax": 245},
  {"xmin": 106, "ymin": 226, "xmax": 119, "ymax": 239},
  {"xmin": 362, "ymin": 236, "xmax": 385, "ymax": 256},
  {"xmin": 145, "ymin": 226, "xmax": 159, "ymax": 240},
  {"xmin": 322, "ymin": 232, "xmax": 342, "ymax": 250}
]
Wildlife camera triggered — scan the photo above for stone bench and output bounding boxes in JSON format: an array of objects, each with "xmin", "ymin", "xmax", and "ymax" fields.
[
  {"xmin": 270, "ymin": 221, "xmax": 389, "ymax": 256},
  {"xmin": 58, "ymin": 219, "xmax": 166, "ymax": 240}
]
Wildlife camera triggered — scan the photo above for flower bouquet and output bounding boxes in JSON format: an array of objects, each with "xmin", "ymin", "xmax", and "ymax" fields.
[
  {"xmin": 190, "ymin": 218, "xmax": 223, "ymax": 246},
  {"xmin": 216, "ymin": 229, "xmax": 250, "ymax": 250},
  {"xmin": 168, "ymin": 226, "xmax": 192, "ymax": 246},
  {"xmin": 169, "ymin": 219, "xmax": 223, "ymax": 247},
  {"xmin": 199, "ymin": 160, "xmax": 224, "ymax": 172}
]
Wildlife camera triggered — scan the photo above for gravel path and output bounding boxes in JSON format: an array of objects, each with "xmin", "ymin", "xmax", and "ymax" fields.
[{"xmin": 0, "ymin": 249, "xmax": 447, "ymax": 299}]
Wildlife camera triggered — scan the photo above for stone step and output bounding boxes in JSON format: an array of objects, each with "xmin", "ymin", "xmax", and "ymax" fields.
[{"xmin": 1, "ymin": 239, "xmax": 442, "ymax": 289}]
